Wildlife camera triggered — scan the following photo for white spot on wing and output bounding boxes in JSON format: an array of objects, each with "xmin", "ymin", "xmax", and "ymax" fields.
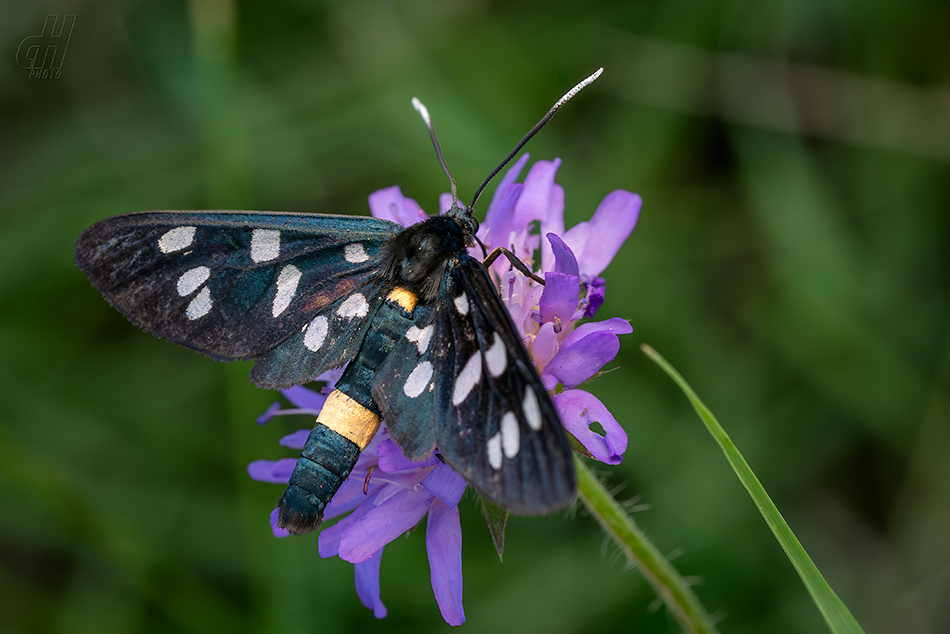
[
  {"xmin": 337, "ymin": 293, "xmax": 369, "ymax": 318},
  {"xmin": 159, "ymin": 226, "xmax": 196, "ymax": 253},
  {"xmin": 186, "ymin": 286, "xmax": 212, "ymax": 320},
  {"xmin": 251, "ymin": 229, "xmax": 280, "ymax": 262},
  {"xmin": 404, "ymin": 361, "xmax": 433, "ymax": 398},
  {"xmin": 523, "ymin": 389, "xmax": 542, "ymax": 431},
  {"xmin": 177, "ymin": 266, "xmax": 210, "ymax": 297},
  {"xmin": 344, "ymin": 243, "xmax": 370, "ymax": 263},
  {"xmin": 501, "ymin": 411, "xmax": 520, "ymax": 459},
  {"xmin": 485, "ymin": 332, "xmax": 507, "ymax": 377},
  {"xmin": 487, "ymin": 432, "xmax": 503, "ymax": 469},
  {"xmin": 406, "ymin": 324, "xmax": 434, "ymax": 353},
  {"xmin": 272, "ymin": 265, "xmax": 301, "ymax": 317},
  {"xmin": 454, "ymin": 294, "xmax": 469, "ymax": 315},
  {"xmin": 452, "ymin": 352, "xmax": 482, "ymax": 406},
  {"xmin": 304, "ymin": 315, "xmax": 329, "ymax": 351}
]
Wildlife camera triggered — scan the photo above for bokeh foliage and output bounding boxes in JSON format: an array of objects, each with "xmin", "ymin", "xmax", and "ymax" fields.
[{"xmin": 2, "ymin": 1, "xmax": 948, "ymax": 633}]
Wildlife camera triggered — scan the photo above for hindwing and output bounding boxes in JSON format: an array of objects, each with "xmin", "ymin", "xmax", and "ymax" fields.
[{"xmin": 369, "ymin": 300, "xmax": 440, "ymax": 460}]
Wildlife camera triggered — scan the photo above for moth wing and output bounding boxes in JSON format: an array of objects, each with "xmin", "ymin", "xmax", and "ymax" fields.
[
  {"xmin": 75, "ymin": 210, "xmax": 400, "ymax": 388},
  {"xmin": 421, "ymin": 255, "xmax": 576, "ymax": 512},
  {"xmin": 367, "ymin": 299, "xmax": 441, "ymax": 460}
]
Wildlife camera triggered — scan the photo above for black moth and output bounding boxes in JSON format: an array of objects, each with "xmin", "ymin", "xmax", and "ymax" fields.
[{"xmin": 75, "ymin": 70, "xmax": 602, "ymax": 535}]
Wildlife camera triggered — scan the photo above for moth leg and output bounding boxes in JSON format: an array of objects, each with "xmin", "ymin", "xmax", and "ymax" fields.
[
  {"xmin": 482, "ymin": 247, "xmax": 545, "ymax": 285},
  {"xmin": 474, "ymin": 233, "xmax": 489, "ymax": 260}
]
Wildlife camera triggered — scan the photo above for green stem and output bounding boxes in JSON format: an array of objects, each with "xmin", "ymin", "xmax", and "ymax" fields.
[{"xmin": 575, "ymin": 455, "xmax": 718, "ymax": 634}]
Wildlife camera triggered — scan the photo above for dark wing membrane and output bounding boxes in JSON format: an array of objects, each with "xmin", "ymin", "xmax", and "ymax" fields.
[
  {"xmin": 433, "ymin": 255, "xmax": 576, "ymax": 513},
  {"xmin": 369, "ymin": 300, "xmax": 440, "ymax": 461},
  {"xmin": 75, "ymin": 210, "xmax": 401, "ymax": 386},
  {"xmin": 251, "ymin": 275, "xmax": 387, "ymax": 390}
]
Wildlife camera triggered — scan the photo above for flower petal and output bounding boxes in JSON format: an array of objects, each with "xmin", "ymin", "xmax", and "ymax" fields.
[
  {"xmin": 426, "ymin": 501, "xmax": 465, "ymax": 626},
  {"xmin": 513, "ymin": 159, "xmax": 561, "ymax": 229},
  {"xmin": 538, "ymin": 271, "xmax": 579, "ymax": 328},
  {"xmin": 322, "ymin": 482, "xmax": 375, "ymax": 520},
  {"xmin": 583, "ymin": 277, "xmax": 606, "ymax": 318},
  {"xmin": 560, "ymin": 317, "xmax": 633, "ymax": 350},
  {"xmin": 545, "ymin": 331, "xmax": 619, "ymax": 388},
  {"xmin": 539, "ymin": 185, "xmax": 565, "ymax": 273},
  {"xmin": 500, "ymin": 270, "xmax": 529, "ymax": 338},
  {"xmin": 338, "ymin": 489, "xmax": 433, "ymax": 563},
  {"xmin": 377, "ymin": 438, "xmax": 440, "ymax": 472},
  {"xmin": 565, "ymin": 190, "xmax": 641, "ymax": 277},
  {"xmin": 319, "ymin": 494, "xmax": 375, "ymax": 558},
  {"xmin": 279, "ymin": 429, "xmax": 310, "ymax": 450},
  {"xmin": 547, "ymin": 233, "xmax": 579, "ymax": 277},
  {"xmin": 256, "ymin": 402, "xmax": 282, "ymax": 425},
  {"xmin": 484, "ymin": 183, "xmax": 522, "ymax": 250},
  {"xmin": 531, "ymin": 321, "xmax": 559, "ymax": 373},
  {"xmin": 482, "ymin": 152, "xmax": 529, "ymax": 238},
  {"xmin": 282, "ymin": 385, "xmax": 327, "ymax": 412},
  {"xmin": 421, "ymin": 464, "xmax": 468, "ymax": 507},
  {"xmin": 323, "ymin": 458, "xmax": 386, "ymax": 520},
  {"xmin": 553, "ymin": 389, "xmax": 627, "ymax": 464},
  {"xmin": 355, "ymin": 549, "xmax": 388, "ymax": 619},
  {"xmin": 269, "ymin": 507, "xmax": 290, "ymax": 538},
  {"xmin": 372, "ymin": 476, "xmax": 426, "ymax": 507},
  {"xmin": 316, "ymin": 367, "xmax": 346, "ymax": 393},
  {"xmin": 247, "ymin": 458, "xmax": 295, "ymax": 484},
  {"xmin": 368, "ymin": 186, "xmax": 428, "ymax": 226},
  {"xmin": 481, "ymin": 182, "xmax": 525, "ymax": 280}
]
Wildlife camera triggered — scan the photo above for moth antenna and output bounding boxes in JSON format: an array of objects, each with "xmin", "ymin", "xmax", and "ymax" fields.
[
  {"xmin": 469, "ymin": 68, "xmax": 603, "ymax": 210},
  {"xmin": 412, "ymin": 97, "xmax": 459, "ymax": 207}
]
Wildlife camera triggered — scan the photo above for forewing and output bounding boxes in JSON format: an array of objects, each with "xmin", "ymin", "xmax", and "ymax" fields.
[
  {"xmin": 75, "ymin": 210, "xmax": 400, "ymax": 387},
  {"xmin": 433, "ymin": 255, "xmax": 576, "ymax": 513}
]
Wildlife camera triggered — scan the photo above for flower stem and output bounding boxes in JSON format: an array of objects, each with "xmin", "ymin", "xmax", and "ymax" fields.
[{"xmin": 575, "ymin": 455, "xmax": 718, "ymax": 634}]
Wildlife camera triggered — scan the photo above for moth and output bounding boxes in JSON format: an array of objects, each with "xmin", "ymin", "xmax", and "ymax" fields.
[{"xmin": 75, "ymin": 69, "xmax": 602, "ymax": 535}]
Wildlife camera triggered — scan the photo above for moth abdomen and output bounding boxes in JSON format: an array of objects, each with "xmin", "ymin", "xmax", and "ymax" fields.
[
  {"xmin": 278, "ymin": 288, "xmax": 421, "ymax": 534},
  {"xmin": 277, "ymin": 390, "xmax": 380, "ymax": 535}
]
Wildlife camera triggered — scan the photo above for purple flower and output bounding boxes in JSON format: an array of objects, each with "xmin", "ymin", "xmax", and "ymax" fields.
[
  {"xmin": 249, "ymin": 155, "xmax": 639, "ymax": 624},
  {"xmin": 476, "ymin": 156, "xmax": 640, "ymax": 465},
  {"xmin": 250, "ymin": 375, "xmax": 468, "ymax": 624}
]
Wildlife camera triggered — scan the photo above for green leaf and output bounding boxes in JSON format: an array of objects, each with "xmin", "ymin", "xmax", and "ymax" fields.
[
  {"xmin": 641, "ymin": 344, "xmax": 866, "ymax": 634},
  {"xmin": 480, "ymin": 496, "xmax": 508, "ymax": 561}
]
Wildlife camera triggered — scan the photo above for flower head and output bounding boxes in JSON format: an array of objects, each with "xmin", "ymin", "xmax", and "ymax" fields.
[
  {"xmin": 249, "ymin": 155, "xmax": 640, "ymax": 625},
  {"xmin": 470, "ymin": 155, "xmax": 640, "ymax": 465}
]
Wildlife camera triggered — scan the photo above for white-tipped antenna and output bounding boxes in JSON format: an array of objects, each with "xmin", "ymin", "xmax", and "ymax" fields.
[
  {"xmin": 469, "ymin": 67, "xmax": 603, "ymax": 210},
  {"xmin": 412, "ymin": 96, "xmax": 459, "ymax": 206}
]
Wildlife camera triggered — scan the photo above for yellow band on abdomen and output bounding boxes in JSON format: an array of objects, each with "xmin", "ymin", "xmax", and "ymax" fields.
[
  {"xmin": 317, "ymin": 390, "xmax": 381, "ymax": 450},
  {"xmin": 386, "ymin": 287, "xmax": 418, "ymax": 313}
]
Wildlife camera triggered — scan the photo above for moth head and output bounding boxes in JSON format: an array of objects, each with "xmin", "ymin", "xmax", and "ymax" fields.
[{"xmin": 444, "ymin": 202, "xmax": 478, "ymax": 243}]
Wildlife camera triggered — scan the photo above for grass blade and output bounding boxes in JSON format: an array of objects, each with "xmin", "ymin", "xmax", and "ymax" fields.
[{"xmin": 641, "ymin": 344, "xmax": 866, "ymax": 634}]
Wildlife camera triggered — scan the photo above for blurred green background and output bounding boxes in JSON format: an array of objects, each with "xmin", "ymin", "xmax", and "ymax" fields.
[{"xmin": 2, "ymin": 1, "xmax": 948, "ymax": 633}]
